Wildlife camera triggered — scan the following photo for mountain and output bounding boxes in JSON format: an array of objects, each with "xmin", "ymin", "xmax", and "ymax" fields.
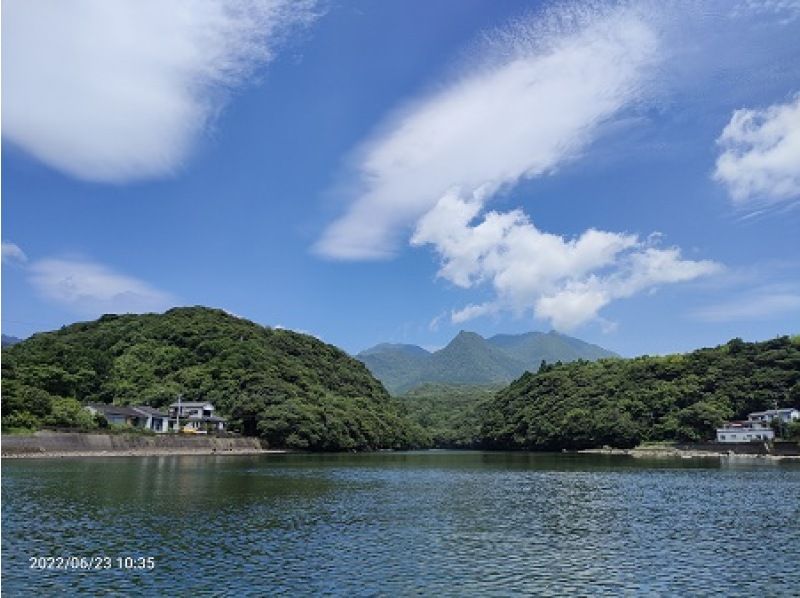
[
  {"xmin": 487, "ymin": 331, "xmax": 613, "ymax": 363},
  {"xmin": 1, "ymin": 307, "xmax": 426, "ymax": 450},
  {"xmin": 358, "ymin": 343, "xmax": 430, "ymax": 357},
  {"xmin": 481, "ymin": 335, "xmax": 800, "ymax": 451},
  {"xmin": 356, "ymin": 343, "xmax": 431, "ymax": 393},
  {"xmin": 425, "ymin": 331, "xmax": 522, "ymax": 386},
  {"xmin": 358, "ymin": 330, "xmax": 618, "ymax": 394},
  {"xmin": 2, "ymin": 334, "xmax": 23, "ymax": 348}
]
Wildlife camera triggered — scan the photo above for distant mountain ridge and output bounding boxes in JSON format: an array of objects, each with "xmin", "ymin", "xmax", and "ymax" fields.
[
  {"xmin": 2, "ymin": 334, "xmax": 23, "ymax": 348},
  {"xmin": 357, "ymin": 330, "xmax": 618, "ymax": 394}
]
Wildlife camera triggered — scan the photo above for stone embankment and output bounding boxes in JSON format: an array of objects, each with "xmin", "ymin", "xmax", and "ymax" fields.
[{"xmin": 1, "ymin": 431, "xmax": 280, "ymax": 458}]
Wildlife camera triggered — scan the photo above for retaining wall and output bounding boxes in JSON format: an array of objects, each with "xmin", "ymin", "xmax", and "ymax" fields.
[
  {"xmin": 1, "ymin": 431, "xmax": 264, "ymax": 457},
  {"xmin": 676, "ymin": 441, "xmax": 800, "ymax": 456}
]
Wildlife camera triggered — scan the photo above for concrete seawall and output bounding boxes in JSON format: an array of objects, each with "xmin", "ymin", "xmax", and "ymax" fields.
[
  {"xmin": 1, "ymin": 431, "xmax": 273, "ymax": 458},
  {"xmin": 582, "ymin": 441, "xmax": 800, "ymax": 459}
]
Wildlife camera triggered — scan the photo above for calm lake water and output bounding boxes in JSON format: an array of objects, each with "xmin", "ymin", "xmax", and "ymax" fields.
[{"xmin": 2, "ymin": 451, "xmax": 799, "ymax": 596}]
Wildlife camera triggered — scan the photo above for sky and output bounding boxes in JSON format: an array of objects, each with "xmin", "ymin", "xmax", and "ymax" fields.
[{"xmin": 2, "ymin": 0, "xmax": 800, "ymax": 357}]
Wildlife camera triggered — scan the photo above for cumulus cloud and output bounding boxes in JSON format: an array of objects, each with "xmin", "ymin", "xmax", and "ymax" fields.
[
  {"xmin": 28, "ymin": 258, "xmax": 176, "ymax": 316},
  {"xmin": 413, "ymin": 193, "xmax": 720, "ymax": 330},
  {"xmin": 2, "ymin": 0, "xmax": 318, "ymax": 182},
  {"xmin": 713, "ymin": 94, "xmax": 800, "ymax": 206},
  {"xmin": 315, "ymin": 2, "xmax": 659, "ymax": 259},
  {"xmin": 2, "ymin": 242, "xmax": 28, "ymax": 265}
]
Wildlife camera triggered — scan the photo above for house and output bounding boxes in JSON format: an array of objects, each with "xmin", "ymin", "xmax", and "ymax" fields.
[
  {"xmin": 747, "ymin": 408, "xmax": 800, "ymax": 425},
  {"xmin": 715, "ymin": 407, "xmax": 799, "ymax": 443},
  {"xmin": 85, "ymin": 404, "xmax": 170, "ymax": 433},
  {"xmin": 85, "ymin": 404, "xmax": 144, "ymax": 428},
  {"xmin": 168, "ymin": 401, "xmax": 226, "ymax": 433},
  {"xmin": 716, "ymin": 421, "xmax": 775, "ymax": 443},
  {"xmin": 133, "ymin": 406, "xmax": 171, "ymax": 433}
]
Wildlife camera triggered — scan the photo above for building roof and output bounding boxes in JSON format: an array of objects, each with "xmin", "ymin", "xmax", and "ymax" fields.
[
  {"xmin": 86, "ymin": 404, "xmax": 144, "ymax": 418},
  {"xmin": 717, "ymin": 426, "xmax": 773, "ymax": 432},
  {"xmin": 749, "ymin": 408, "xmax": 799, "ymax": 417},
  {"xmin": 133, "ymin": 406, "xmax": 169, "ymax": 418},
  {"xmin": 169, "ymin": 401, "xmax": 214, "ymax": 408},
  {"xmin": 171, "ymin": 415, "xmax": 226, "ymax": 423}
]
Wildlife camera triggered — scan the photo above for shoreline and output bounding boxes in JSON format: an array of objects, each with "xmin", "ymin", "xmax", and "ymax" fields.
[
  {"xmin": 579, "ymin": 446, "xmax": 800, "ymax": 460},
  {"xmin": 4, "ymin": 431, "xmax": 798, "ymax": 460},
  {"xmin": 0, "ymin": 431, "xmax": 277, "ymax": 459},
  {"xmin": 2, "ymin": 447, "xmax": 288, "ymax": 459}
]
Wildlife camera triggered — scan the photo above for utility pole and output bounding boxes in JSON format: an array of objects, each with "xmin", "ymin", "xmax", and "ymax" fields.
[{"xmin": 176, "ymin": 394, "xmax": 182, "ymax": 433}]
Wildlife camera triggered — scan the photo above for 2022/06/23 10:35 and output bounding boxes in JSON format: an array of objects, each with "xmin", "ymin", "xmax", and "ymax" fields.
[{"xmin": 28, "ymin": 556, "xmax": 156, "ymax": 571}]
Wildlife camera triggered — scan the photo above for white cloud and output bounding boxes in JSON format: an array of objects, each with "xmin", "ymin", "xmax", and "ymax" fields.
[
  {"xmin": 414, "ymin": 193, "xmax": 720, "ymax": 331},
  {"xmin": 2, "ymin": 242, "xmax": 28, "ymax": 264},
  {"xmin": 315, "ymin": 2, "xmax": 659, "ymax": 259},
  {"xmin": 691, "ymin": 289, "xmax": 800, "ymax": 322},
  {"xmin": 28, "ymin": 258, "xmax": 176, "ymax": 316},
  {"xmin": 713, "ymin": 94, "xmax": 800, "ymax": 206},
  {"xmin": 428, "ymin": 312, "xmax": 447, "ymax": 332},
  {"xmin": 2, "ymin": 0, "xmax": 318, "ymax": 182},
  {"xmin": 313, "ymin": 1, "xmax": 722, "ymax": 329}
]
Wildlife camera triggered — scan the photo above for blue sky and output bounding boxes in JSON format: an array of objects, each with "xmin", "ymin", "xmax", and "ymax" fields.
[{"xmin": 2, "ymin": 0, "xmax": 799, "ymax": 356}]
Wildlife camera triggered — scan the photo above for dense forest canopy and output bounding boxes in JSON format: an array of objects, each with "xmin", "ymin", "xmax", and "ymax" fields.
[
  {"xmin": 3, "ymin": 311, "xmax": 798, "ymax": 452},
  {"xmin": 480, "ymin": 336, "xmax": 800, "ymax": 450},
  {"xmin": 399, "ymin": 383, "xmax": 502, "ymax": 448},
  {"xmin": 1, "ymin": 307, "xmax": 426, "ymax": 450}
]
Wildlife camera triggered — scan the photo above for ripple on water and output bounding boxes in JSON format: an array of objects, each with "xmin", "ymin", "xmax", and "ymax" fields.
[{"xmin": 2, "ymin": 453, "xmax": 799, "ymax": 596}]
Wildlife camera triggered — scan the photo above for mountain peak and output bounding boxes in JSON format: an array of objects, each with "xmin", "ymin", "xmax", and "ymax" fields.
[
  {"xmin": 450, "ymin": 330, "xmax": 484, "ymax": 343},
  {"xmin": 358, "ymin": 342, "xmax": 430, "ymax": 357},
  {"xmin": 357, "ymin": 329, "xmax": 616, "ymax": 394}
]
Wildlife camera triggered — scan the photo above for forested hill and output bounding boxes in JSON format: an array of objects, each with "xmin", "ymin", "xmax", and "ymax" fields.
[
  {"xmin": 1, "ymin": 307, "xmax": 426, "ymax": 450},
  {"xmin": 358, "ymin": 330, "xmax": 617, "ymax": 394},
  {"xmin": 480, "ymin": 336, "xmax": 800, "ymax": 450}
]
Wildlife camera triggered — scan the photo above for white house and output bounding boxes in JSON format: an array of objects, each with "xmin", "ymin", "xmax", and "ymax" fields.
[
  {"xmin": 747, "ymin": 408, "xmax": 800, "ymax": 425},
  {"xmin": 132, "ymin": 406, "xmax": 170, "ymax": 433},
  {"xmin": 168, "ymin": 401, "xmax": 226, "ymax": 433},
  {"xmin": 716, "ymin": 422, "xmax": 774, "ymax": 443},
  {"xmin": 715, "ymin": 407, "xmax": 799, "ymax": 443}
]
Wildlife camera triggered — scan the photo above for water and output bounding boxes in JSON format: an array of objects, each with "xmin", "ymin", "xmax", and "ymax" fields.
[{"xmin": 2, "ymin": 451, "xmax": 799, "ymax": 596}]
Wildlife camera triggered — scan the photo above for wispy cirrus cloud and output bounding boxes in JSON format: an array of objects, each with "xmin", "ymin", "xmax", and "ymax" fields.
[
  {"xmin": 2, "ymin": 0, "xmax": 319, "ymax": 183},
  {"xmin": 28, "ymin": 258, "xmax": 176, "ymax": 317},
  {"xmin": 315, "ymin": 2, "xmax": 660, "ymax": 260},
  {"xmin": 713, "ymin": 94, "xmax": 800, "ymax": 207},
  {"xmin": 690, "ymin": 287, "xmax": 800, "ymax": 322},
  {"xmin": 315, "ymin": 1, "xmax": 722, "ymax": 330}
]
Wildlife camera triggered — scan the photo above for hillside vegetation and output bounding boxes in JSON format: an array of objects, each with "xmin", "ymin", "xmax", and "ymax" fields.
[
  {"xmin": 480, "ymin": 336, "xmax": 800, "ymax": 450},
  {"xmin": 400, "ymin": 383, "xmax": 502, "ymax": 448},
  {"xmin": 358, "ymin": 330, "xmax": 616, "ymax": 394},
  {"xmin": 1, "ymin": 307, "xmax": 426, "ymax": 450}
]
